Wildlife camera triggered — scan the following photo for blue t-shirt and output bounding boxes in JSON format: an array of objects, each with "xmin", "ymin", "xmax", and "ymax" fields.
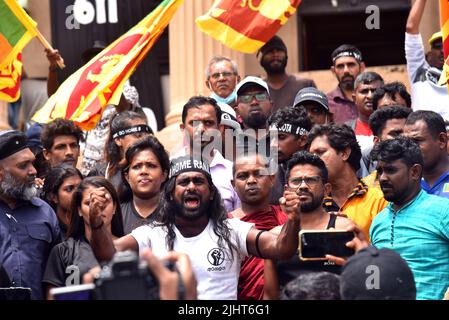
[
  {"xmin": 370, "ymin": 190, "xmax": 449, "ymax": 300},
  {"xmin": 421, "ymin": 170, "xmax": 449, "ymax": 199}
]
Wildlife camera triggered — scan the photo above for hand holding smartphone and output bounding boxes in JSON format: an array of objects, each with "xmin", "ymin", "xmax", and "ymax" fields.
[{"xmin": 298, "ymin": 230, "xmax": 355, "ymax": 261}]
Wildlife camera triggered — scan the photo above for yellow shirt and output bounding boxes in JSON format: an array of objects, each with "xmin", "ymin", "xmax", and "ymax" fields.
[{"xmin": 323, "ymin": 179, "xmax": 388, "ymax": 240}]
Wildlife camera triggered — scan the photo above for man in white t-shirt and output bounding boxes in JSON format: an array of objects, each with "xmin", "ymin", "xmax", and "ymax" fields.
[
  {"xmin": 405, "ymin": 0, "xmax": 448, "ymax": 119},
  {"xmin": 88, "ymin": 156, "xmax": 301, "ymax": 300}
]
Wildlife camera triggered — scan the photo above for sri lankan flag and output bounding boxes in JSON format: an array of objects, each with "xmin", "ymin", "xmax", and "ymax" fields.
[
  {"xmin": 440, "ymin": 0, "xmax": 449, "ymax": 92},
  {"xmin": 0, "ymin": 0, "xmax": 38, "ymax": 102},
  {"xmin": 33, "ymin": 0, "xmax": 184, "ymax": 130},
  {"xmin": 196, "ymin": 0, "xmax": 301, "ymax": 53}
]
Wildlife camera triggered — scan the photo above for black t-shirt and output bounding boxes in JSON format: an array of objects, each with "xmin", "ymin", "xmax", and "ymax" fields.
[
  {"xmin": 120, "ymin": 201, "xmax": 158, "ymax": 234},
  {"xmin": 275, "ymin": 214, "xmax": 341, "ymax": 290},
  {"xmin": 42, "ymin": 237, "xmax": 98, "ymax": 288}
]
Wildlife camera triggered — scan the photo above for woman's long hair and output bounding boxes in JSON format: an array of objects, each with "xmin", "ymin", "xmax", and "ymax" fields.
[
  {"xmin": 41, "ymin": 165, "xmax": 83, "ymax": 211},
  {"xmin": 67, "ymin": 176, "xmax": 124, "ymax": 240},
  {"xmin": 154, "ymin": 175, "xmax": 239, "ymax": 263}
]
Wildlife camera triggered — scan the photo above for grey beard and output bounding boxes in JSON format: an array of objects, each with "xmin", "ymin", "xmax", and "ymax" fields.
[{"xmin": 0, "ymin": 172, "xmax": 37, "ymax": 201}]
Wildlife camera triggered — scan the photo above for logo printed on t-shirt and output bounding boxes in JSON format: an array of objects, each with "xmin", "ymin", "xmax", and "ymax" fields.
[
  {"xmin": 443, "ymin": 183, "xmax": 449, "ymax": 193},
  {"xmin": 207, "ymin": 248, "xmax": 226, "ymax": 272}
]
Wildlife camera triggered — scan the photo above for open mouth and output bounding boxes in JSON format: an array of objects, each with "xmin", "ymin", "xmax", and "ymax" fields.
[{"xmin": 183, "ymin": 194, "xmax": 201, "ymax": 209}]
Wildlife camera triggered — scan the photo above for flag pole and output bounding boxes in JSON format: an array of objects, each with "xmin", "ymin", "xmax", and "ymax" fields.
[{"xmin": 35, "ymin": 29, "xmax": 65, "ymax": 69}]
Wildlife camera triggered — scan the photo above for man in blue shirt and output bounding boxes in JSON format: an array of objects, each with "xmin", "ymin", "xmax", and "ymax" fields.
[
  {"xmin": 403, "ymin": 110, "xmax": 449, "ymax": 198},
  {"xmin": 370, "ymin": 137, "xmax": 449, "ymax": 300},
  {"xmin": 0, "ymin": 130, "xmax": 60, "ymax": 300}
]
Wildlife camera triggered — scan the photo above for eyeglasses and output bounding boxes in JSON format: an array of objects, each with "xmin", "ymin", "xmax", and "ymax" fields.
[
  {"xmin": 287, "ymin": 176, "xmax": 322, "ymax": 188},
  {"xmin": 239, "ymin": 92, "xmax": 269, "ymax": 103},
  {"xmin": 210, "ymin": 72, "xmax": 235, "ymax": 80}
]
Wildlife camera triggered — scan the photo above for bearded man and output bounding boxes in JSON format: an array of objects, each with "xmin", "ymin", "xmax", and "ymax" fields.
[{"xmin": 0, "ymin": 130, "xmax": 60, "ymax": 300}]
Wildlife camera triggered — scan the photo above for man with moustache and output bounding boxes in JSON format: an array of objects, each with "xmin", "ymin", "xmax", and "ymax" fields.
[
  {"xmin": 258, "ymin": 35, "xmax": 315, "ymax": 112},
  {"xmin": 89, "ymin": 155, "xmax": 302, "ymax": 300},
  {"xmin": 370, "ymin": 137, "xmax": 449, "ymax": 300},
  {"xmin": 264, "ymin": 151, "xmax": 354, "ymax": 299},
  {"xmin": 308, "ymin": 124, "xmax": 388, "ymax": 239},
  {"xmin": 327, "ymin": 45, "xmax": 366, "ymax": 124},
  {"xmin": 0, "ymin": 131, "xmax": 60, "ymax": 300},
  {"xmin": 175, "ymin": 96, "xmax": 240, "ymax": 212},
  {"xmin": 235, "ymin": 76, "xmax": 274, "ymax": 158},
  {"xmin": 205, "ymin": 56, "xmax": 241, "ymax": 107},
  {"xmin": 40, "ymin": 118, "xmax": 84, "ymax": 176},
  {"xmin": 229, "ymin": 153, "xmax": 288, "ymax": 300},
  {"xmin": 403, "ymin": 111, "xmax": 449, "ymax": 199},
  {"xmin": 268, "ymin": 106, "xmax": 312, "ymax": 205},
  {"xmin": 350, "ymin": 72, "xmax": 384, "ymax": 176}
]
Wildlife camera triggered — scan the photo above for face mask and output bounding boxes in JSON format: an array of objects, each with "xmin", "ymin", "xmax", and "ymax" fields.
[{"xmin": 210, "ymin": 90, "xmax": 237, "ymax": 105}]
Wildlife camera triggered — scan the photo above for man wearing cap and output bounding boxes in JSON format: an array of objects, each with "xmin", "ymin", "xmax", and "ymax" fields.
[
  {"xmin": 0, "ymin": 130, "xmax": 60, "ymax": 300},
  {"xmin": 258, "ymin": 35, "xmax": 315, "ymax": 112},
  {"xmin": 89, "ymin": 155, "xmax": 302, "ymax": 300},
  {"xmin": 327, "ymin": 44, "xmax": 365, "ymax": 124},
  {"xmin": 405, "ymin": 0, "xmax": 449, "ymax": 120},
  {"xmin": 235, "ymin": 76, "xmax": 274, "ymax": 158},
  {"xmin": 293, "ymin": 87, "xmax": 333, "ymax": 125},
  {"xmin": 267, "ymin": 106, "xmax": 312, "ymax": 205},
  {"xmin": 370, "ymin": 137, "xmax": 449, "ymax": 300},
  {"xmin": 205, "ymin": 56, "xmax": 241, "ymax": 107},
  {"xmin": 175, "ymin": 96, "xmax": 240, "ymax": 212}
]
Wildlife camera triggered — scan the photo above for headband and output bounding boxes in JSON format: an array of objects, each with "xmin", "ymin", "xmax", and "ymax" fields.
[
  {"xmin": 269, "ymin": 124, "xmax": 308, "ymax": 136},
  {"xmin": 169, "ymin": 156, "xmax": 211, "ymax": 179},
  {"xmin": 112, "ymin": 125, "xmax": 152, "ymax": 139},
  {"xmin": 333, "ymin": 51, "xmax": 362, "ymax": 64}
]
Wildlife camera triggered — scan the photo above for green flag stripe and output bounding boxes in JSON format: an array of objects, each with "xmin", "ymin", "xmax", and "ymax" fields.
[{"xmin": 0, "ymin": 1, "xmax": 27, "ymax": 47}]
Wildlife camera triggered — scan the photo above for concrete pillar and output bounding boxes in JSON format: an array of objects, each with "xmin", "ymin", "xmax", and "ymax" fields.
[
  {"xmin": 156, "ymin": 0, "xmax": 245, "ymax": 155},
  {"xmin": 0, "ymin": 101, "xmax": 10, "ymax": 131}
]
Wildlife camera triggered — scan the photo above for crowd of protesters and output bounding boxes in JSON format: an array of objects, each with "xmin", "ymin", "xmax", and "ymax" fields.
[{"xmin": 1, "ymin": 0, "xmax": 449, "ymax": 301}]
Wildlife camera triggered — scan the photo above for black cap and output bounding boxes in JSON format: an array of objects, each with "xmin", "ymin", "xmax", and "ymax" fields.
[
  {"xmin": 0, "ymin": 130, "xmax": 29, "ymax": 160},
  {"xmin": 169, "ymin": 156, "xmax": 211, "ymax": 179},
  {"xmin": 293, "ymin": 87, "xmax": 329, "ymax": 112},
  {"xmin": 258, "ymin": 35, "xmax": 287, "ymax": 57},
  {"xmin": 340, "ymin": 246, "xmax": 416, "ymax": 300}
]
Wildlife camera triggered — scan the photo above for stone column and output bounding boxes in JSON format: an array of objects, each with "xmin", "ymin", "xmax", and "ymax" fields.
[
  {"xmin": 155, "ymin": 0, "xmax": 245, "ymax": 156},
  {"xmin": 0, "ymin": 101, "xmax": 10, "ymax": 130}
]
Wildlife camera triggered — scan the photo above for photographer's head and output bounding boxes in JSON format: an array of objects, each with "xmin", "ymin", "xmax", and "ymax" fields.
[
  {"xmin": 68, "ymin": 176, "xmax": 124, "ymax": 239},
  {"xmin": 371, "ymin": 137, "xmax": 423, "ymax": 206},
  {"xmin": 285, "ymin": 151, "xmax": 331, "ymax": 213},
  {"xmin": 281, "ymin": 271, "xmax": 341, "ymax": 300}
]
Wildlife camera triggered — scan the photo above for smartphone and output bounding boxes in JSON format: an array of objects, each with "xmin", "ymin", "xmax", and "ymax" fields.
[
  {"xmin": 298, "ymin": 230, "xmax": 355, "ymax": 261},
  {"xmin": 50, "ymin": 283, "xmax": 95, "ymax": 300}
]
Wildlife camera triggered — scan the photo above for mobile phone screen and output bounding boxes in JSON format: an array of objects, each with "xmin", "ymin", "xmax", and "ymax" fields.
[{"xmin": 300, "ymin": 231, "xmax": 355, "ymax": 259}]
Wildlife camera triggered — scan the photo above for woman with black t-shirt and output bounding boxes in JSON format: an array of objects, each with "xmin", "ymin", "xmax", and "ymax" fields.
[
  {"xmin": 119, "ymin": 136, "xmax": 170, "ymax": 234},
  {"xmin": 42, "ymin": 177, "xmax": 124, "ymax": 299}
]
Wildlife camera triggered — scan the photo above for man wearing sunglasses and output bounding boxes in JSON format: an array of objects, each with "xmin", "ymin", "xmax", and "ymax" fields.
[{"xmin": 235, "ymin": 76, "xmax": 275, "ymax": 158}]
